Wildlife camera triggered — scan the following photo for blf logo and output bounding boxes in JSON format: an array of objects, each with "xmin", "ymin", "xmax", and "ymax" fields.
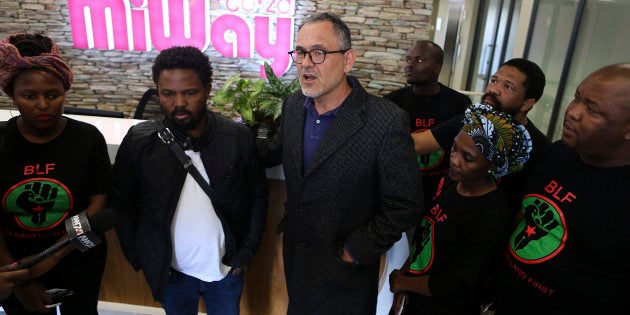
[{"xmin": 67, "ymin": 0, "xmax": 295, "ymax": 77}]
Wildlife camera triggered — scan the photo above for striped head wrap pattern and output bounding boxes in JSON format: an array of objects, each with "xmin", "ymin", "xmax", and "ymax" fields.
[
  {"xmin": 461, "ymin": 103, "xmax": 532, "ymax": 178},
  {"xmin": 0, "ymin": 33, "xmax": 73, "ymax": 96}
]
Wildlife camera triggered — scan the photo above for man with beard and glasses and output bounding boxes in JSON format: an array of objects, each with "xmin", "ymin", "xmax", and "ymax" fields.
[
  {"xmin": 411, "ymin": 58, "xmax": 551, "ymax": 215},
  {"xmin": 384, "ymin": 40, "xmax": 471, "ymax": 202},
  {"xmin": 257, "ymin": 12, "xmax": 423, "ymax": 315},
  {"xmin": 110, "ymin": 46, "xmax": 267, "ymax": 315}
]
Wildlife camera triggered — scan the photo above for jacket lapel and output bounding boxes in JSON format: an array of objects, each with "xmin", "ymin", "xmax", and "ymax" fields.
[
  {"xmin": 284, "ymin": 100, "xmax": 306, "ymax": 178},
  {"xmin": 305, "ymin": 103, "xmax": 363, "ymax": 176}
]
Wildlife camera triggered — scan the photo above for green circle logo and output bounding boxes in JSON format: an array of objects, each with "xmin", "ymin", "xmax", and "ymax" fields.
[
  {"xmin": 508, "ymin": 194, "xmax": 567, "ymax": 264},
  {"xmin": 3, "ymin": 178, "xmax": 73, "ymax": 231},
  {"xmin": 417, "ymin": 150, "xmax": 444, "ymax": 170},
  {"xmin": 409, "ymin": 218, "xmax": 434, "ymax": 274}
]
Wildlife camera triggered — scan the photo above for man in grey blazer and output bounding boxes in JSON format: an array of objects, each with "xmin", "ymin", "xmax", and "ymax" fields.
[{"xmin": 259, "ymin": 12, "xmax": 424, "ymax": 314}]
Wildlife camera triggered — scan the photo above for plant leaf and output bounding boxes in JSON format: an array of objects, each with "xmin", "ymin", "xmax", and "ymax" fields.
[
  {"xmin": 214, "ymin": 64, "xmax": 299, "ymax": 124},
  {"xmin": 264, "ymin": 62, "xmax": 282, "ymax": 87}
]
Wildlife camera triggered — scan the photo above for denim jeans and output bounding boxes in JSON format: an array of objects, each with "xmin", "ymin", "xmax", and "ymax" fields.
[{"xmin": 161, "ymin": 269, "xmax": 243, "ymax": 315}]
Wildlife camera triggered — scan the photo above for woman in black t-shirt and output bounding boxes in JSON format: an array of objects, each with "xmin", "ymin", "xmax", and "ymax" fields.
[
  {"xmin": 0, "ymin": 33, "xmax": 110, "ymax": 315},
  {"xmin": 389, "ymin": 104, "xmax": 532, "ymax": 314}
]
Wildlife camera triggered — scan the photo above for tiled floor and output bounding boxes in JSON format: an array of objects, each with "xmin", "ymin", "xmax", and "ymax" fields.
[
  {"xmin": 0, "ymin": 311, "xmax": 150, "ymax": 315},
  {"xmin": 2, "ymin": 312, "xmax": 161, "ymax": 315},
  {"xmin": 0, "ymin": 302, "xmax": 171, "ymax": 315},
  {"xmin": 0, "ymin": 311, "xmax": 144, "ymax": 315},
  {"xmin": 97, "ymin": 302, "xmax": 168, "ymax": 315},
  {"xmin": 99, "ymin": 311, "xmax": 144, "ymax": 315},
  {"xmin": 99, "ymin": 310, "xmax": 153, "ymax": 315}
]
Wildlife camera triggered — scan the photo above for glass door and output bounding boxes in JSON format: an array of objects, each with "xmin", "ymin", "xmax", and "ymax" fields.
[{"xmin": 466, "ymin": 0, "xmax": 522, "ymax": 92}]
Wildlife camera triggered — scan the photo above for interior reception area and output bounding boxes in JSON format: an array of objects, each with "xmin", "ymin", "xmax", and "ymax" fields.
[{"xmin": 1, "ymin": 0, "xmax": 629, "ymax": 314}]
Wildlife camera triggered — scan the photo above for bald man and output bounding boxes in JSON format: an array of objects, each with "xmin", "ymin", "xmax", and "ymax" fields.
[{"xmin": 495, "ymin": 63, "xmax": 630, "ymax": 314}]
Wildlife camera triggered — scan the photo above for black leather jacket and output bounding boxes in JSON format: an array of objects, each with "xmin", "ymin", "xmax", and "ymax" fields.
[{"xmin": 110, "ymin": 112, "xmax": 267, "ymax": 301}]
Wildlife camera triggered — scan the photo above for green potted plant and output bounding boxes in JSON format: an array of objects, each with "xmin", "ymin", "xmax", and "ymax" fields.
[{"xmin": 213, "ymin": 61, "xmax": 300, "ymax": 137}]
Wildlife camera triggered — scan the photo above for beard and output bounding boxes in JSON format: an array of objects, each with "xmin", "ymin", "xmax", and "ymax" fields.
[
  {"xmin": 481, "ymin": 93, "xmax": 520, "ymax": 117},
  {"xmin": 300, "ymin": 75, "xmax": 336, "ymax": 99},
  {"xmin": 168, "ymin": 108, "xmax": 204, "ymax": 132},
  {"xmin": 481, "ymin": 93, "xmax": 501, "ymax": 108}
]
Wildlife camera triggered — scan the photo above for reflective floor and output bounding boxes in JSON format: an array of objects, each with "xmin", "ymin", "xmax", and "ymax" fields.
[{"xmin": 0, "ymin": 302, "xmax": 171, "ymax": 315}]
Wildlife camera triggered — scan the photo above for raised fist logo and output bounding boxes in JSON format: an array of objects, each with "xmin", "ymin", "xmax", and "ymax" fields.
[
  {"xmin": 3, "ymin": 179, "xmax": 72, "ymax": 230},
  {"xmin": 509, "ymin": 195, "xmax": 566, "ymax": 263},
  {"xmin": 514, "ymin": 199, "xmax": 559, "ymax": 250},
  {"xmin": 409, "ymin": 218, "xmax": 434, "ymax": 273},
  {"xmin": 410, "ymin": 222, "xmax": 431, "ymax": 260},
  {"xmin": 417, "ymin": 151, "xmax": 444, "ymax": 170},
  {"xmin": 16, "ymin": 182, "xmax": 59, "ymax": 227}
]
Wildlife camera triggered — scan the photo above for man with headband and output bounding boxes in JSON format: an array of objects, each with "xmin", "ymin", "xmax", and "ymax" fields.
[
  {"xmin": 0, "ymin": 33, "xmax": 111, "ymax": 314},
  {"xmin": 389, "ymin": 104, "xmax": 531, "ymax": 314}
]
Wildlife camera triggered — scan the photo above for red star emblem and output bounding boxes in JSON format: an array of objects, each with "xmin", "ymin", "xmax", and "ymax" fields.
[
  {"xmin": 32, "ymin": 205, "xmax": 45, "ymax": 213},
  {"xmin": 525, "ymin": 225, "xmax": 537, "ymax": 237}
]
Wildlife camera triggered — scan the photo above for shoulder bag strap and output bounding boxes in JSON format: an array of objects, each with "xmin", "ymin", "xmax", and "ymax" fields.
[{"xmin": 156, "ymin": 126, "xmax": 219, "ymax": 203}]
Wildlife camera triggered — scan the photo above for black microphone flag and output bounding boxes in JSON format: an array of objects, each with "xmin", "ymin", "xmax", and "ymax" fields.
[
  {"xmin": 0, "ymin": 208, "xmax": 117, "ymax": 271},
  {"xmin": 65, "ymin": 210, "xmax": 101, "ymax": 252}
]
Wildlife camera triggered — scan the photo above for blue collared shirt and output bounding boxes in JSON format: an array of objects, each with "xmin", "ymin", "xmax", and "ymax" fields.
[
  {"xmin": 302, "ymin": 98, "xmax": 342, "ymax": 171},
  {"xmin": 302, "ymin": 77, "xmax": 356, "ymax": 172}
]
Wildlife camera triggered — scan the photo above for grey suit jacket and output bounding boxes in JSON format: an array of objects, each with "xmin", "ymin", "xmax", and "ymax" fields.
[{"xmin": 263, "ymin": 77, "xmax": 424, "ymax": 315}]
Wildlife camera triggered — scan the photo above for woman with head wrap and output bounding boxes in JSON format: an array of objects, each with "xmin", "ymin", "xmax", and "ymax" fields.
[
  {"xmin": 0, "ymin": 33, "xmax": 110, "ymax": 314},
  {"xmin": 389, "ymin": 103, "xmax": 532, "ymax": 315}
]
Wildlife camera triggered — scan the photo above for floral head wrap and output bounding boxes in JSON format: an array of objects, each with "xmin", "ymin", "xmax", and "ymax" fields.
[
  {"xmin": 0, "ymin": 33, "xmax": 73, "ymax": 96},
  {"xmin": 461, "ymin": 103, "xmax": 532, "ymax": 177}
]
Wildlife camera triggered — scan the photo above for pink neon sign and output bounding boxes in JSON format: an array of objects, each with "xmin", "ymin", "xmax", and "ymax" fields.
[{"xmin": 67, "ymin": 0, "xmax": 295, "ymax": 77}]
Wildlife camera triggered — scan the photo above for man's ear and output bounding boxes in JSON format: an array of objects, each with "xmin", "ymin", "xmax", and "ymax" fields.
[
  {"xmin": 521, "ymin": 98, "xmax": 536, "ymax": 113},
  {"xmin": 343, "ymin": 49, "xmax": 356, "ymax": 74},
  {"xmin": 205, "ymin": 83, "xmax": 212, "ymax": 97},
  {"xmin": 431, "ymin": 65, "xmax": 443, "ymax": 79}
]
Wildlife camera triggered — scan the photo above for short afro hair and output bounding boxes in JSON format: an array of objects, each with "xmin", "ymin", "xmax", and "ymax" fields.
[
  {"xmin": 152, "ymin": 46, "xmax": 213, "ymax": 86},
  {"xmin": 502, "ymin": 58, "xmax": 545, "ymax": 102}
]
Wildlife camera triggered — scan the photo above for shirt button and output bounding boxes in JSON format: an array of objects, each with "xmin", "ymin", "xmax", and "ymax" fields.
[{"xmin": 316, "ymin": 119, "xmax": 320, "ymax": 124}]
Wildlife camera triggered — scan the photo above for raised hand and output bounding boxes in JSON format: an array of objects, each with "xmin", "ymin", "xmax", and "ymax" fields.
[
  {"xmin": 16, "ymin": 182, "xmax": 59, "ymax": 227},
  {"xmin": 514, "ymin": 199, "xmax": 559, "ymax": 250}
]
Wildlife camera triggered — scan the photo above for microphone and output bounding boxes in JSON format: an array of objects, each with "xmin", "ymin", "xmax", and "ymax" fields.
[{"xmin": 1, "ymin": 208, "xmax": 117, "ymax": 271}]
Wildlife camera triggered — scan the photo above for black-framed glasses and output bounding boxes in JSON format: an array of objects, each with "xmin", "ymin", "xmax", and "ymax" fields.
[{"xmin": 288, "ymin": 49, "xmax": 349, "ymax": 64}]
